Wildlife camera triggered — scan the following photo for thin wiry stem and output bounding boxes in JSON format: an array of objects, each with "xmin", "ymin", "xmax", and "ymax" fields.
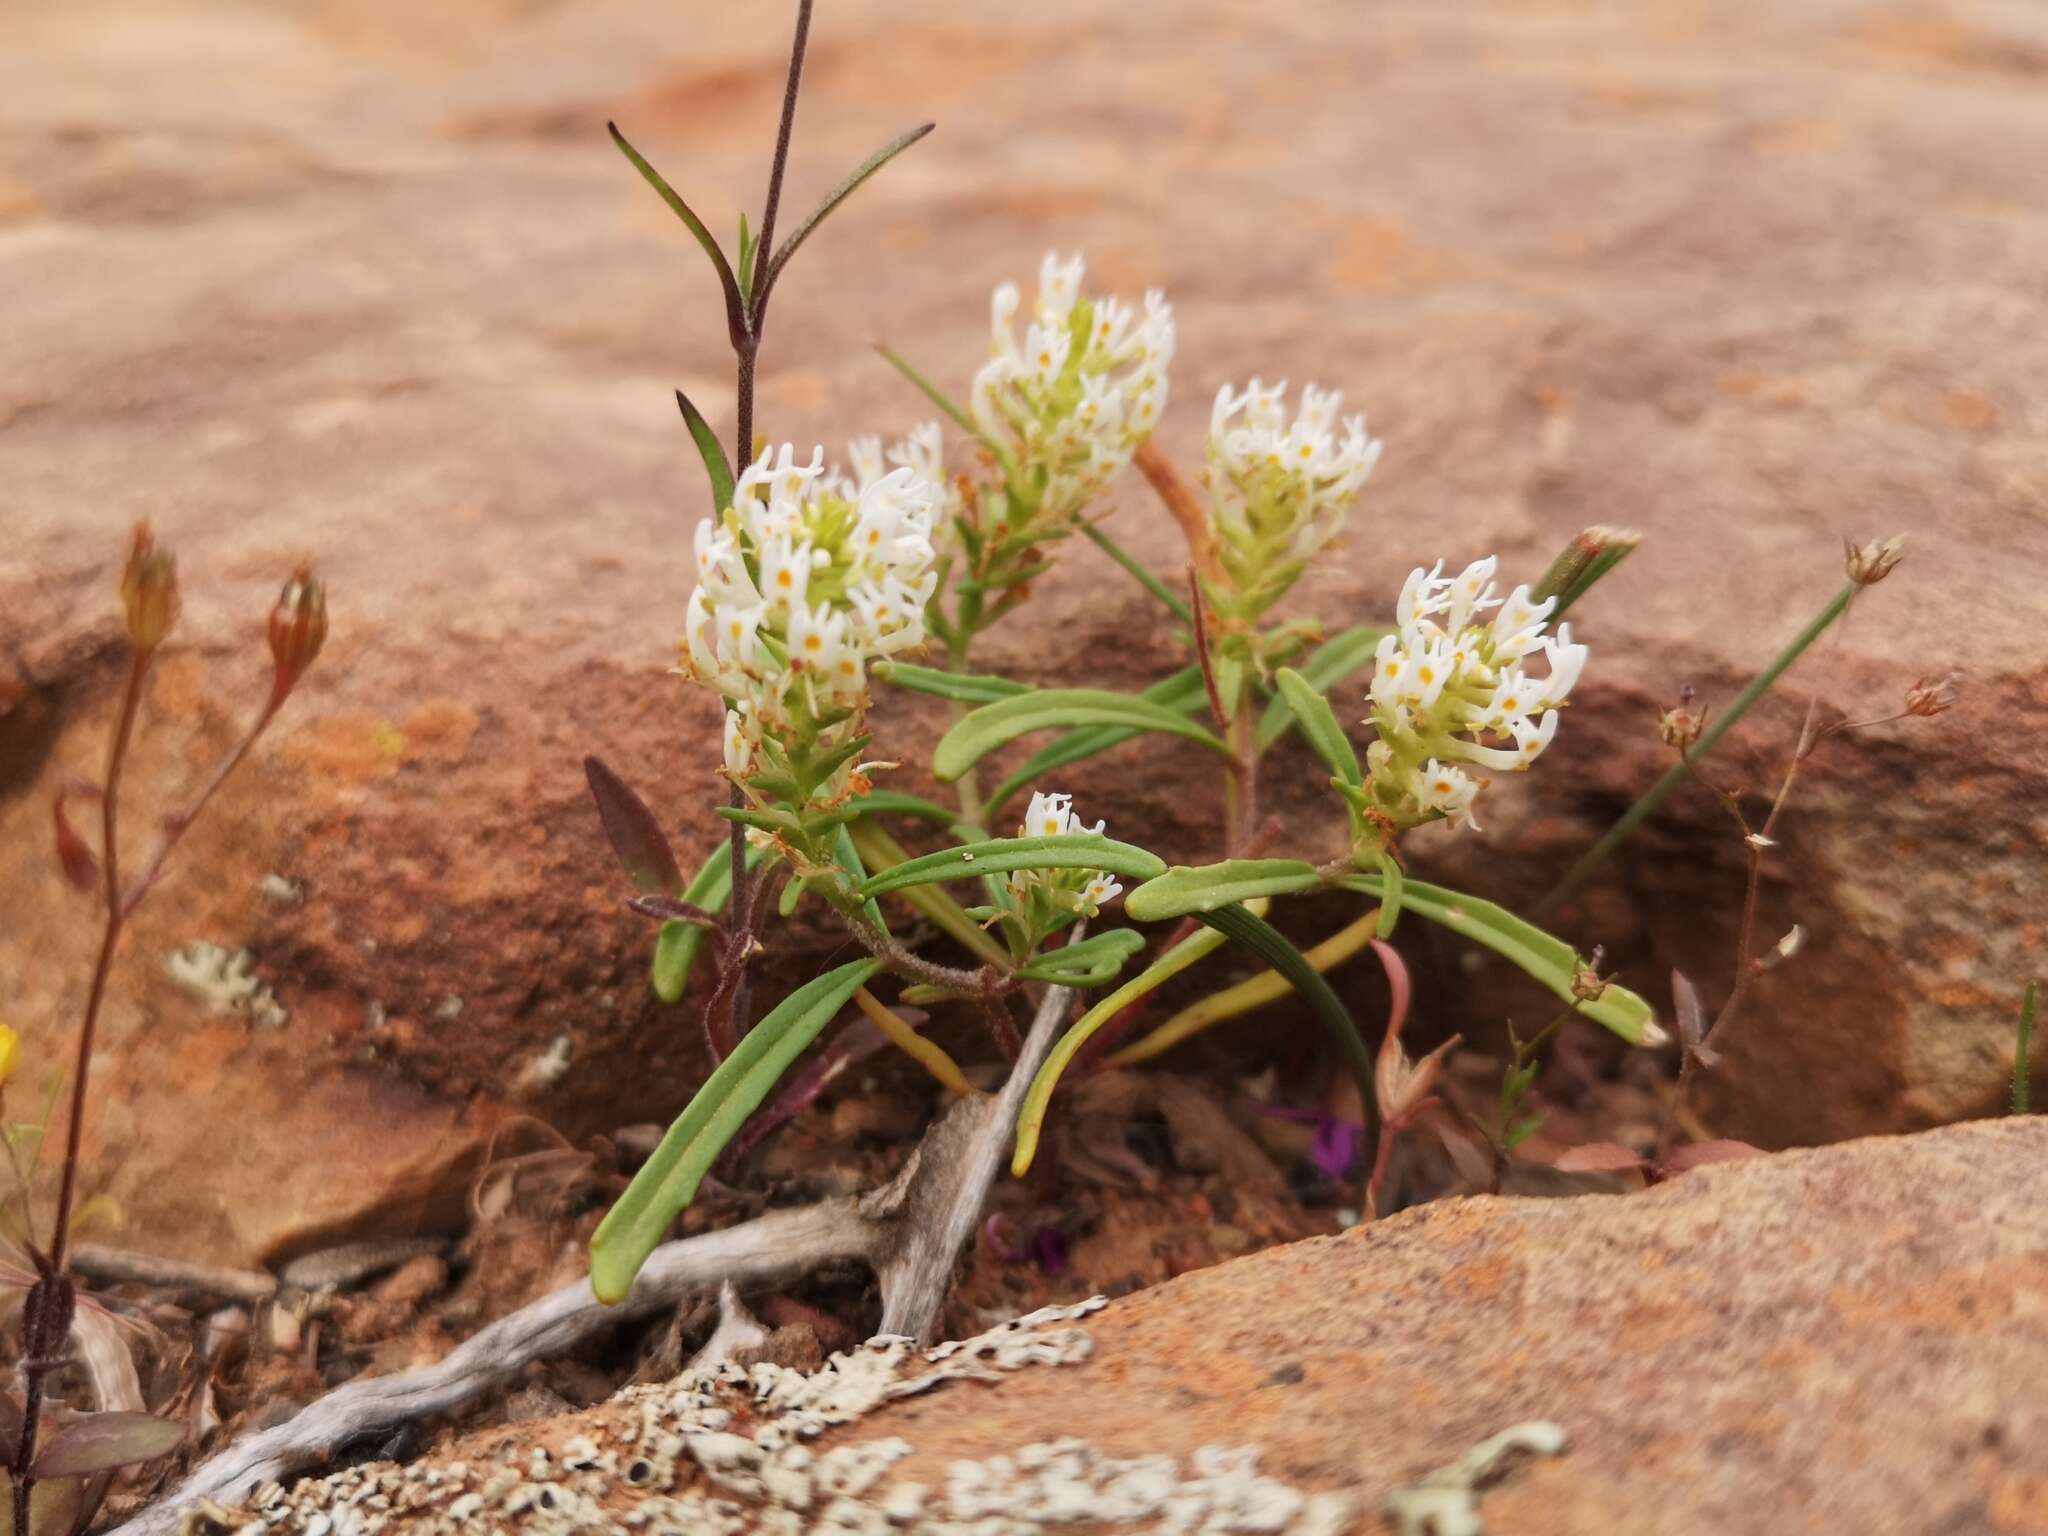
[{"xmin": 750, "ymin": 0, "xmax": 814, "ymax": 319}]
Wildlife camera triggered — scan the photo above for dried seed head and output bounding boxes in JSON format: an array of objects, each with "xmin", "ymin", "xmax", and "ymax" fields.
[
  {"xmin": 120, "ymin": 521, "xmax": 181, "ymax": 653},
  {"xmin": 1844, "ymin": 533, "xmax": 1906, "ymax": 587},
  {"xmin": 1571, "ymin": 957, "xmax": 1609, "ymax": 1003},
  {"xmin": 267, "ymin": 563, "xmax": 328, "ymax": 700},
  {"xmin": 1656, "ymin": 705, "xmax": 1704, "ymax": 751},
  {"xmin": 1904, "ymin": 671, "xmax": 1961, "ymax": 718}
]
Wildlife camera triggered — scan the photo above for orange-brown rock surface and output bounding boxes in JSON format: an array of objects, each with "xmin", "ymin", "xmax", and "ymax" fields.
[
  {"xmin": 2, "ymin": 0, "xmax": 2043, "ymax": 1263},
  {"xmin": 193, "ymin": 1117, "xmax": 2048, "ymax": 1535}
]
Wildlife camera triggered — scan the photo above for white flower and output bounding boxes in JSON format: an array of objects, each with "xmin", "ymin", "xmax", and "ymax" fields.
[
  {"xmin": 1205, "ymin": 378, "xmax": 1382, "ymax": 615},
  {"xmin": 1008, "ymin": 788, "xmax": 1121, "ymax": 919},
  {"xmin": 1019, "ymin": 790, "xmax": 1106, "ymax": 841},
  {"xmin": 972, "ymin": 251, "xmax": 1175, "ymax": 527},
  {"xmin": 1363, "ymin": 554, "xmax": 1589, "ymax": 834},
  {"xmin": 1081, "ymin": 873, "xmax": 1125, "ymax": 913},
  {"xmin": 678, "ymin": 438, "xmax": 941, "ymax": 807}
]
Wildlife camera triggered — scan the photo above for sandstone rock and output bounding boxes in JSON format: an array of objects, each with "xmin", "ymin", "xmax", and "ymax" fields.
[
  {"xmin": 3, "ymin": 0, "xmax": 2044, "ymax": 1263},
  {"xmin": 200, "ymin": 1118, "xmax": 2048, "ymax": 1534}
]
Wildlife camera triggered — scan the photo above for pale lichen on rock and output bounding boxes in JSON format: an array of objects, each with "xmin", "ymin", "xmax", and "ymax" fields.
[{"xmin": 185, "ymin": 1297, "xmax": 1353, "ymax": 1536}]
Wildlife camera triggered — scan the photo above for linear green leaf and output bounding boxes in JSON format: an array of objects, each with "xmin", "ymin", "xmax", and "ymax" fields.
[
  {"xmin": 607, "ymin": 122, "xmax": 746, "ymax": 346},
  {"xmin": 651, "ymin": 843, "xmax": 763, "ymax": 1006},
  {"xmin": 872, "ymin": 660, "xmax": 1031, "ymax": 705},
  {"xmin": 760, "ymin": 123, "xmax": 935, "ymax": 305},
  {"xmin": 1532, "ymin": 581, "xmax": 1855, "ymax": 916},
  {"xmin": 845, "ymin": 790, "xmax": 972, "ymax": 829},
  {"xmin": 1272, "ymin": 667, "xmax": 1362, "ymax": 786},
  {"xmin": 1194, "ymin": 901, "xmax": 1376, "ymax": 1135},
  {"xmin": 1014, "ymin": 927, "xmax": 1147, "ymax": 987},
  {"xmin": 1255, "ymin": 626, "xmax": 1388, "ymax": 752},
  {"xmin": 1124, "ymin": 859, "xmax": 1324, "ymax": 922},
  {"xmin": 934, "ymin": 689, "xmax": 1229, "ymax": 783},
  {"xmin": 874, "ymin": 343, "xmax": 987, "ymax": 445},
  {"xmin": 855, "ymin": 835, "xmax": 1166, "ymax": 898},
  {"xmin": 1080, "ymin": 523, "xmax": 1193, "ymax": 623},
  {"xmin": 675, "ymin": 389, "xmax": 735, "ymax": 516},
  {"xmin": 1013, "ymin": 923, "xmax": 1236, "ymax": 1175},
  {"xmin": 987, "ymin": 666, "xmax": 1208, "ymax": 814},
  {"xmin": 590, "ymin": 957, "xmax": 880, "ymax": 1303},
  {"xmin": 1344, "ymin": 873, "xmax": 1657, "ymax": 1044}
]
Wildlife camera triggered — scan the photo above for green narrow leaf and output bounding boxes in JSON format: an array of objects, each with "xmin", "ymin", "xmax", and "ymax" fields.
[
  {"xmin": 650, "ymin": 843, "xmax": 761, "ymax": 1003},
  {"xmin": 845, "ymin": 821, "xmax": 1009, "ymax": 966},
  {"xmin": 675, "ymin": 390, "xmax": 735, "ymax": 515},
  {"xmin": 987, "ymin": 666, "xmax": 1208, "ymax": 815},
  {"xmin": 855, "ymin": 835, "xmax": 1166, "ymax": 898},
  {"xmin": 1124, "ymin": 859, "xmax": 1324, "ymax": 922},
  {"xmin": 1194, "ymin": 901, "xmax": 1376, "ymax": 1131},
  {"xmin": 1374, "ymin": 848, "xmax": 1404, "ymax": 940},
  {"xmin": 607, "ymin": 122, "xmax": 747, "ymax": 346},
  {"xmin": 1014, "ymin": 928, "xmax": 1147, "ymax": 987},
  {"xmin": 759, "ymin": 123, "xmax": 936, "ymax": 304},
  {"xmin": 1272, "ymin": 667, "xmax": 1362, "ymax": 786},
  {"xmin": 2015, "ymin": 980, "xmax": 2038, "ymax": 1116},
  {"xmin": 735, "ymin": 211, "xmax": 756, "ymax": 308},
  {"xmin": 1255, "ymin": 626, "xmax": 1388, "ymax": 752},
  {"xmin": 590, "ymin": 957, "xmax": 881, "ymax": 1303},
  {"xmin": 1344, "ymin": 873, "xmax": 1657, "ymax": 1044},
  {"xmin": 934, "ymin": 689, "xmax": 1231, "ymax": 783},
  {"xmin": 833, "ymin": 822, "xmax": 889, "ymax": 934},
  {"xmin": 1533, "ymin": 581, "xmax": 1856, "ymax": 917},
  {"xmin": 874, "ymin": 343, "xmax": 1000, "ymax": 454},
  {"xmin": 1013, "ymin": 923, "xmax": 1235, "ymax": 1174},
  {"xmin": 872, "ymin": 660, "xmax": 1031, "ymax": 704},
  {"xmin": 845, "ymin": 790, "xmax": 972, "ymax": 829},
  {"xmin": 1080, "ymin": 523, "xmax": 1193, "ymax": 623}
]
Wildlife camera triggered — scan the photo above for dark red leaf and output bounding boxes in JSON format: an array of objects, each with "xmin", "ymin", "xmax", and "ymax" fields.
[
  {"xmin": 52, "ymin": 779, "xmax": 103, "ymax": 894},
  {"xmin": 583, "ymin": 756, "xmax": 684, "ymax": 896},
  {"xmin": 31, "ymin": 1411, "xmax": 184, "ymax": 1480},
  {"xmin": 1553, "ymin": 1142, "xmax": 1649, "ymax": 1174}
]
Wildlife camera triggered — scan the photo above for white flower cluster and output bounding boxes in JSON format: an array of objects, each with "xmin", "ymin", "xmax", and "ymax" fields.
[
  {"xmin": 1011, "ymin": 790, "xmax": 1124, "ymax": 915},
  {"xmin": 684, "ymin": 440, "xmax": 940, "ymax": 801},
  {"xmin": 1205, "ymin": 379, "xmax": 1382, "ymax": 614},
  {"xmin": 972, "ymin": 252, "xmax": 1175, "ymax": 526},
  {"xmin": 1363, "ymin": 556, "xmax": 1588, "ymax": 831}
]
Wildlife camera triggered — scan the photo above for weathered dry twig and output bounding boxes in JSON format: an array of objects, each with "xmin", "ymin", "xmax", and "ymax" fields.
[
  {"xmin": 109, "ymin": 980, "xmax": 1074, "ymax": 1536},
  {"xmin": 69, "ymin": 1245, "xmax": 278, "ymax": 1307},
  {"xmin": 875, "ymin": 979, "xmax": 1071, "ymax": 1340},
  {"xmin": 107, "ymin": 1203, "xmax": 876, "ymax": 1536}
]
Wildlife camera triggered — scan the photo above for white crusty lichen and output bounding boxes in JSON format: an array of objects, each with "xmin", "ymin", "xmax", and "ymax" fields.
[
  {"xmin": 164, "ymin": 942, "xmax": 289, "ymax": 1030},
  {"xmin": 1382, "ymin": 1420, "xmax": 1569, "ymax": 1536},
  {"xmin": 185, "ymin": 1296, "xmax": 1354, "ymax": 1536}
]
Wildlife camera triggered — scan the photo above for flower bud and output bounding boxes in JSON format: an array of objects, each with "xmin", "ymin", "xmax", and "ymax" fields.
[
  {"xmin": 1532, "ymin": 524, "xmax": 1642, "ymax": 614},
  {"xmin": 1904, "ymin": 672, "xmax": 1960, "ymax": 718},
  {"xmin": 1844, "ymin": 534, "xmax": 1906, "ymax": 587},
  {"xmin": 267, "ymin": 563, "xmax": 327, "ymax": 700},
  {"xmin": 119, "ymin": 522, "xmax": 180, "ymax": 653}
]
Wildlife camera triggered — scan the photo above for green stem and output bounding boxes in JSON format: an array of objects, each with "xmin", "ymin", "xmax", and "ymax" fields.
[
  {"xmin": 1081, "ymin": 523, "xmax": 1192, "ymax": 623},
  {"xmin": 1531, "ymin": 581, "xmax": 1856, "ymax": 918}
]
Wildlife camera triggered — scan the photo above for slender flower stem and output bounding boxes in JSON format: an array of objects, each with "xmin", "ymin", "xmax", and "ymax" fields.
[
  {"xmin": 16, "ymin": 648, "xmax": 150, "ymax": 1536},
  {"xmin": 1531, "ymin": 581, "xmax": 1857, "ymax": 918}
]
